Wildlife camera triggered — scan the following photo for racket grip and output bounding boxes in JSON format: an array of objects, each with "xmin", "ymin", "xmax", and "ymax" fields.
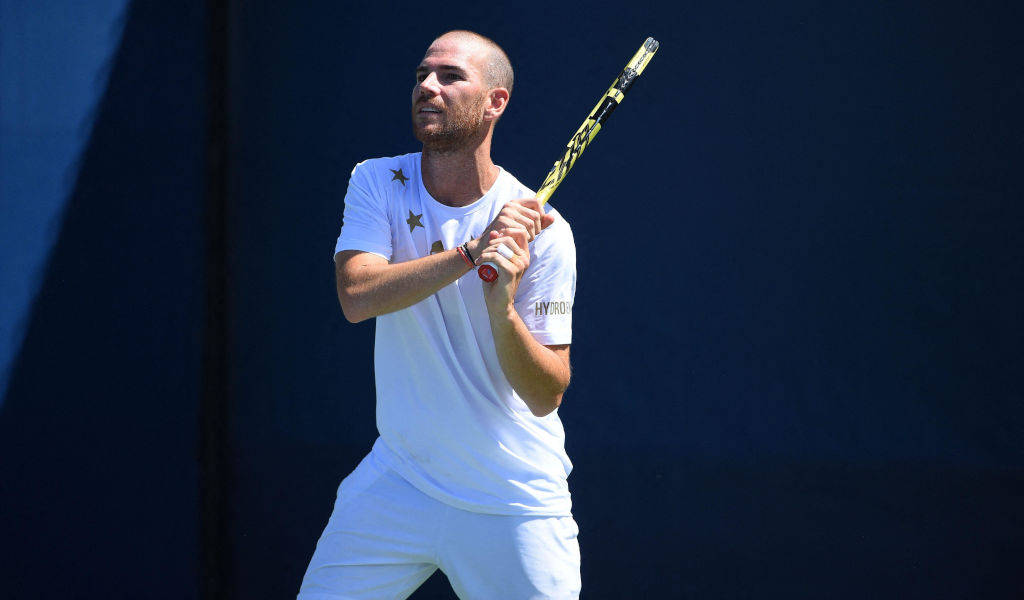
[
  {"xmin": 477, "ymin": 242, "xmax": 517, "ymax": 282},
  {"xmin": 477, "ymin": 262, "xmax": 498, "ymax": 282}
]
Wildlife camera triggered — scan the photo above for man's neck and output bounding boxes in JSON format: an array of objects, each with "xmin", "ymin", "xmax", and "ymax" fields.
[{"xmin": 420, "ymin": 140, "xmax": 500, "ymax": 207}]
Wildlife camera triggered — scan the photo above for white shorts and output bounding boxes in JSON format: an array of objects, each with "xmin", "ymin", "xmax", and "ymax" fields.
[{"xmin": 297, "ymin": 451, "xmax": 581, "ymax": 600}]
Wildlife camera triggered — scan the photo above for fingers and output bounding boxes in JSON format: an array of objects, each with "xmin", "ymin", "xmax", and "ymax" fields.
[
  {"xmin": 479, "ymin": 232, "xmax": 530, "ymax": 275},
  {"xmin": 508, "ymin": 208, "xmax": 540, "ymax": 240},
  {"xmin": 515, "ymin": 200, "xmax": 544, "ymax": 237},
  {"xmin": 502, "ymin": 227, "xmax": 529, "ymax": 252},
  {"xmin": 495, "ymin": 243, "xmax": 516, "ymax": 261},
  {"xmin": 492, "ymin": 201, "xmax": 543, "ymax": 241},
  {"xmin": 480, "ymin": 199, "xmax": 553, "ymax": 253},
  {"xmin": 517, "ymin": 198, "xmax": 552, "ymax": 231},
  {"xmin": 478, "ymin": 246, "xmax": 520, "ymax": 279},
  {"xmin": 518, "ymin": 198, "xmax": 542, "ymax": 212}
]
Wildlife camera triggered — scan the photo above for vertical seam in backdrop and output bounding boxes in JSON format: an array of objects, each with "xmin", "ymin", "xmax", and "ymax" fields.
[{"xmin": 201, "ymin": 0, "xmax": 231, "ymax": 597}]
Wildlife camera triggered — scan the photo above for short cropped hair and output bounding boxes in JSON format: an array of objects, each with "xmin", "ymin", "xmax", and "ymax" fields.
[{"xmin": 435, "ymin": 30, "xmax": 514, "ymax": 93}]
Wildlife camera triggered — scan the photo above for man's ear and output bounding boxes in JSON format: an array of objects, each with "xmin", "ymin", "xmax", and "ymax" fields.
[{"xmin": 483, "ymin": 88, "xmax": 510, "ymax": 121}]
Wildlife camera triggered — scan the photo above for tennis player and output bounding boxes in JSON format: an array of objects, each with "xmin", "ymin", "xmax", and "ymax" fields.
[{"xmin": 297, "ymin": 30, "xmax": 579, "ymax": 599}]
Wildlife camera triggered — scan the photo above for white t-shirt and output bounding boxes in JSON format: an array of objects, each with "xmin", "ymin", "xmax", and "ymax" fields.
[{"xmin": 334, "ymin": 152, "xmax": 577, "ymax": 516}]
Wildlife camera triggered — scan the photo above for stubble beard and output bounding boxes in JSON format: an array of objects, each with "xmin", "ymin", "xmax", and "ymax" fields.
[{"xmin": 413, "ymin": 94, "xmax": 488, "ymax": 154}]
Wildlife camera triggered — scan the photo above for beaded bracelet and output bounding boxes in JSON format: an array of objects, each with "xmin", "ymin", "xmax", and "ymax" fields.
[{"xmin": 455, "ymin": 245, "xmax": 474, "ymax": 268}]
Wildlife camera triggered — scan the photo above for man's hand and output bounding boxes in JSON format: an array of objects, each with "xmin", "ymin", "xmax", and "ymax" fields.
[
  {"xmin": 468, "ymin": 198, "xmax": 555, "ymax": 258},
  {"xmin": 478, "ymin": 228, "xmax": 531, "ymax": 313}
]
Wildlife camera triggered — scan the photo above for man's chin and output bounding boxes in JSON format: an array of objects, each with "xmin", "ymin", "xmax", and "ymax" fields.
[
  {"xmin": 413, "ymin": 124, "xmax": 440, "ymax": 142},
  {"xmin": 414, "ymin": 129, "xmax": 460, "ymax": 151},
  {"xmin": 414, "ymin": 121, "xmax": 485, "ymax": 152}
]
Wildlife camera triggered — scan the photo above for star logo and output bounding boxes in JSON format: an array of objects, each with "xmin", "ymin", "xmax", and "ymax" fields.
[
  {"xmin": 430, "ymin": 241, "xmax": 444, "ymax": 254},
  {"xmin": 390, "ymin": 168, "xmax": 409, "ymax": 186},
  {"xmin": 406, "ymin": 210, "xmax": 424, "ymax": 232}
]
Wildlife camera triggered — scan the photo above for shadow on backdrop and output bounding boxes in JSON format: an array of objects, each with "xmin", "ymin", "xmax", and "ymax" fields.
[{"xmin": 0, "ymin": 1, "xmax": 205, "ymax": 597}]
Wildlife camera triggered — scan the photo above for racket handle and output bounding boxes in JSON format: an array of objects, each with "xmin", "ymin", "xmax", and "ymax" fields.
[
  {"xmin": 477, "ymin": 262, "xmax": 498, "ymax": 282},
  {"xmin": 477, "ymin": 241, "xmax": 517, "ymax": 282}
]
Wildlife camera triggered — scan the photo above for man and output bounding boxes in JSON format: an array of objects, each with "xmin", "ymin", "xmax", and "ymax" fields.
[{"xmin": 298, "ymin": 30, "xmax": 580, "ymax": 599}]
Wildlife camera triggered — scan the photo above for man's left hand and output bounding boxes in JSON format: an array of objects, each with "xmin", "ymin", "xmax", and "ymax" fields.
[{"xmin": 478, "ymin": 228, "xmax": 530, "ymax": 312}]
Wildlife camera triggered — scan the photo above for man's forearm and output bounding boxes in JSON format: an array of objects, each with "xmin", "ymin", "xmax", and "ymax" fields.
[
  {"xmin": 487, "ymin": 306, "xmax": 571, "ymax": 417},
  {"xmin": 336, "ymin": 245, "xmax": 478, "ymax": 322}
]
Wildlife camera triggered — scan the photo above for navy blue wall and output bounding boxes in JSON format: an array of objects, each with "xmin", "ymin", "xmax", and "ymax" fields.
[
  {"xmin": 1, "ymin": 0, "xmax": 1021, "ymax": 598},
  {"xmin": 0, "ymin": 1, "xmax": 205, "ymax": 597}
]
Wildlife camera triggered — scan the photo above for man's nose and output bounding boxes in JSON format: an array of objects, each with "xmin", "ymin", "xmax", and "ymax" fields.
[{"xmin": 418, "ymin": 72, "xmax": 441, "ymax": 96}]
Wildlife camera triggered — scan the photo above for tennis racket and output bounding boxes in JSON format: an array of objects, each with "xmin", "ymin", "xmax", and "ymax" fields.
[{"xmin": 477, "ymin": 36, "xmax": 660, "ymax": 282}]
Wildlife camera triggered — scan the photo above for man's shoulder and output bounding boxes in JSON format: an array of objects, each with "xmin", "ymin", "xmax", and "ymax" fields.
[
  {"xmin": 532, "ymin": 205, "xmax": 574, "ymax": 261},
  {"xmin": 351, "ymin": 152, "xmax": 419, "ymax": 185},
  {"xmin": 356, "ymin": 151, "xmax": 419, "ymax": 168}
]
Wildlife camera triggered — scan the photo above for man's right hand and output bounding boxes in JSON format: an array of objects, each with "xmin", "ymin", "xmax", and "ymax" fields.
[{"xmin": 469, "ymin": 198, "xmax": 555, "ymax": 257}]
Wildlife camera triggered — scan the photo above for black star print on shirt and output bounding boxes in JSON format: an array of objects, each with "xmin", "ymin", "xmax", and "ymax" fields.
[
  {"xmin": 406, "ymin": 210, "xmax": 424, "ymax": 232},
  {"xmin": 390, "ymin": 168, "xmax": 409, "ymax": 186}
]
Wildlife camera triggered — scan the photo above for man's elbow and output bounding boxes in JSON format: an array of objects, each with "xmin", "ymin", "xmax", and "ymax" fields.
[
  {"xmin": 340, "ymin": 305, "xmax": 368, "ymax": 324},
  {"xmin": 335, "ymin": 253, "xmax": 384, "ymax": 323},
  {"xmin": 528, "ymin": 392, "xmax": 563, "ymax": 418},
  {"xmin": 526, "ymin": 375, "xmax": 569, "ymax": 417},
  {"xmin": 337, "ymin": 289, "xmax": 372, "ymax": 323},
  {"xmin": 524, "ymin": 348, "xmax": 572, "ymax": 417}
]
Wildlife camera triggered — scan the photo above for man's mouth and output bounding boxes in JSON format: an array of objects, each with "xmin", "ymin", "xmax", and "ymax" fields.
[{"xmin": 417, "ymin": 106, "xmax": 442, "ymax": 114}]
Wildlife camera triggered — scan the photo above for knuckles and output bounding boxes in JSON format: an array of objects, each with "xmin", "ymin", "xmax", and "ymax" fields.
[{"xmin": 501, "ymin": 202, "xmax": 540, "ymax": 220}]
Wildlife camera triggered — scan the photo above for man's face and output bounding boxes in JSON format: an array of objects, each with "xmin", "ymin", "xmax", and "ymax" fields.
[{"xmin": 412, "ymin": 36, "xmax": 490, "ymax": 151}]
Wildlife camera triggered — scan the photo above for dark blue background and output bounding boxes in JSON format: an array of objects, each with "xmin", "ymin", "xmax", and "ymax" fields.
[
  {"xmin": 1, "ymin": 0, "xmax": 204, "ymax": 597},
  {"xmin": 2, "ymin": 0, "xmax": 1021, "ymax": 598}
]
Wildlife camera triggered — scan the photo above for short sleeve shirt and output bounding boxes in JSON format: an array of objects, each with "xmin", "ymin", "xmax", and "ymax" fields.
[{"xmin": 334, "ymin": 152, "xmax": 577, "ymax": 516}]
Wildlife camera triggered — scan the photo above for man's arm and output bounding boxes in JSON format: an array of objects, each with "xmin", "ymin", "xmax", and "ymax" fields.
[
  {"xmin": 477, "ymin": 228, "xmax": 571, "ymax": 417},
  {"xmin": 489, "ymin": 307, "xmax": 571, "ymax": 416},
  {"xmin": 335, "ymin": 198, "xmax": 553, "ymax": 323},
  {"xmin": 334, "ymin": 247, "xmax": 478, "ymax": 323}
]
